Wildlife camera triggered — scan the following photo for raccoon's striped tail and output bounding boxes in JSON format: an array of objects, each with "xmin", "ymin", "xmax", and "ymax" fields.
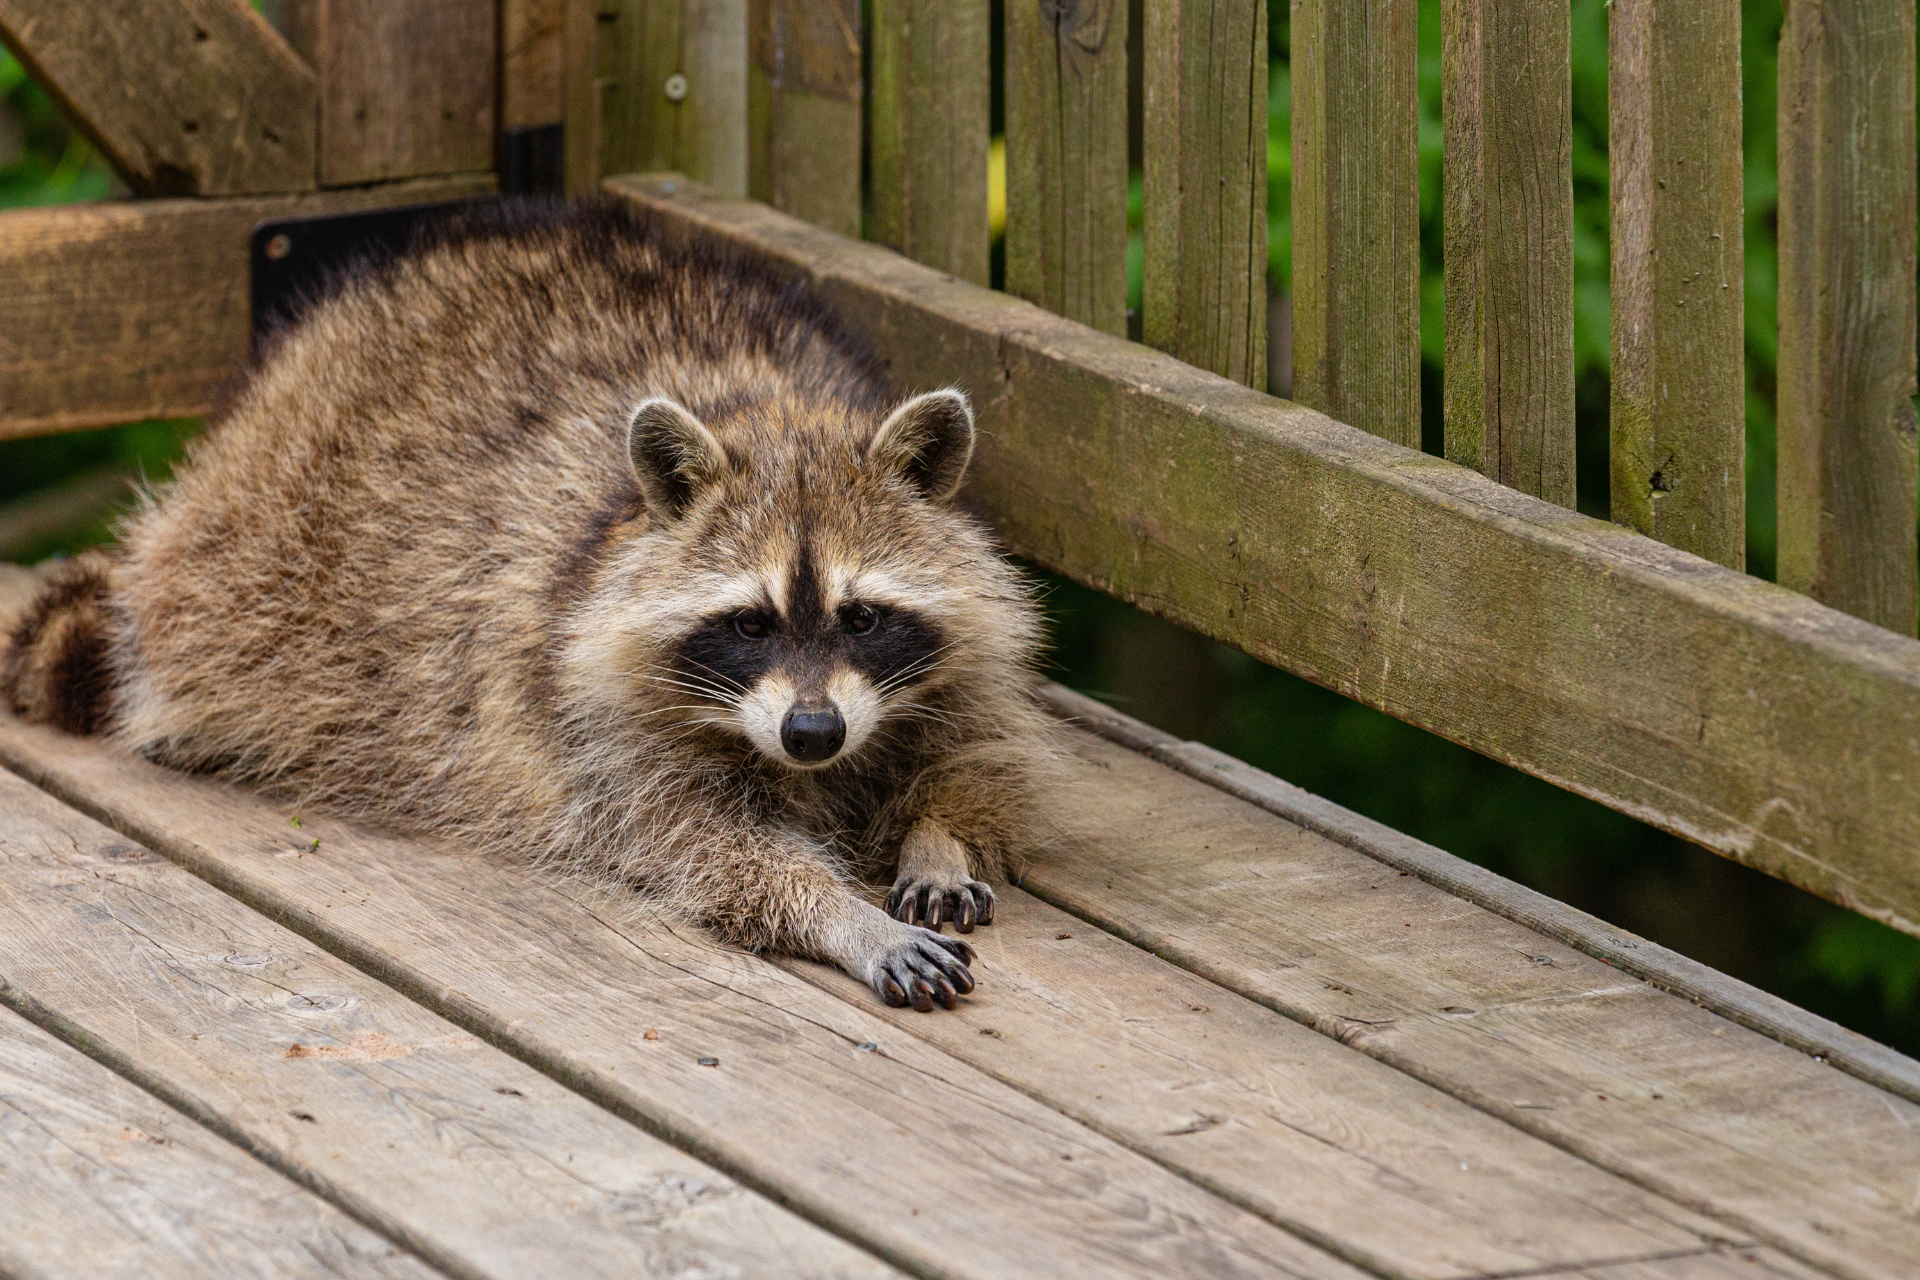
[{"xmin": 0, "ymin": 551, "xmax": 120, "ymax": 736}]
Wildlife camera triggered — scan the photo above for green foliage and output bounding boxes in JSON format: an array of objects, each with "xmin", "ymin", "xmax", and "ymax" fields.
[{"xmin": 0, "ymin": 49, "xmax": 119, "ymax": 207}]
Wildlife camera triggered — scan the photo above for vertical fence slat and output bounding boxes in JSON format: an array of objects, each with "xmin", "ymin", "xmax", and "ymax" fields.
[
  {"xmin": 1608, "ymin": 0, "xmax": 1745, "ymax": 569},
  {"xmin": 1442, "ymin": 0, "xmax": 1575, "ymax": 507},
  {"xmin": 747, "ymin": 0, "xmax": 861, "ymax": 237},
  {"xmin": 1141, "ymin": 0, "xmax": 1267, "ymax": 389},
  {"xmin": 1289, "ymin": 0, "xmax": 1419, "ymax": 445},
  {"xmin": 1005, "ymin": 0, "xmax": 1130, "ymax": 336},
  {"xmin": 316, "ymin": 0, "xmax": 497, "ymax": 186},
  {"xmin": 1777, "ymin": 0, "xmax": 1919, "ymax": 635},
  {"xmin": 869, "ymin": 0, "xmax": 991, "ymax": 285}
]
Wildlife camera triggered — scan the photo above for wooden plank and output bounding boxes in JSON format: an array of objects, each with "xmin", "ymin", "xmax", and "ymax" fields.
[
  {"xmin": 1141, "ymin": 0, "xmax": 1267, "ymax": 389},
  {"xmin": 1608, "ymin": 0, "xmax": 1745, "ymax": 570},
  {"xmin": 1776, "ymin": 0, "xmax": 1919, "ymax": 635},
  {"xmin": 747, "ymin": 0, "xmax": 861, "ymax": 237},
  {"xmin": 0, "ymin": 1008, "xmax": 432, "ymax": 1280},
  {"xmin": 609, "ymin": 174, "xmax": 1920, "ymax": 941},
  {"xmin": 868, "ymin": 0, "xmax": 991, "ymax": 285},
  {"xmin": 0, "ymin": 0, "xmax": 317, "ymax": 196},
  {"xmin": 780, "ymin": 889, "xmax": 1816, "ymax": 1280},
  {"xmin": 585, "ymin": 0, "xmax": 749, "ymax": 198},
  {"xmin": 0, "ymin": 174, "xmax": 495, "ymax": 441},
  {"xmin": 1040, "ymin": 684, "xmax": 1920, "ymax": 1109},
  {"xmin": 0, "ymin": 770, "xmax": 901, "ymax": 1280},
  {"xmin": 314, "ymin": 0, "xmax": 496, "ymax": 185},
  {"xmin": 1442, "ymin": 0, "xmax": 1576, "ymax": 506},
  {"xmin": 1002, "ymin": 729, "xmax": 1920, "ymax": 1280},
  {"xmin": 561, "ymin": 0, "xmax": 600, "ymax": 196},
  {"xmin": 1289, "ymin": 0, "xmax": 1419, "ymax": 446},
  {"xmin": 502, "ymin": 0, "xmax": 567, "ymax": 131},
  {"xmin": 0, "ymin": 722, "xmax": 1371, "ymax": 1280},
  {"xmin": 1004, "ymin": 0, "xmax": 1129, "ymax": 337}
]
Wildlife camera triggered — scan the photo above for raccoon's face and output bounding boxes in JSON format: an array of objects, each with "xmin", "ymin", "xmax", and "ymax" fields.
[{"xmin": 594, "ymin": 387, "xmax": 1023, "ymax": 771}]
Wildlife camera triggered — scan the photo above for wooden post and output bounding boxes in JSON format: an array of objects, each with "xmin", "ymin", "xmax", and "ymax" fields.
[
  {"xmin": 1289, "ymin": 0, "xmax": 1419, "ymax": 445},
  {"xmin": 500, "ymin": 0, "xmax": 568, "ymax": 191},
  {"xmin": 868, "ymin": 0, "xmax": 991, "ymax": 286},
  {"xmin": 1777, "ymin": 0, "xmax": 1918, "ymax": 634},
  {"xmin": 1442, "ymin": 0, "xmax": 1575, "ymax": 507},
  {"xmin": 1004, "ymin": 0, "xmax": 1129, "ymax": 337},
  {"xmin": 747, "ymin": 0, "xmax": 861, "ymax": 238},
  {"xmin": 312, "ymin": 0, "xmax": 498, "ymax": 185},
  {"xmin": 1141, "ymin": 0, "xmax": 1267, "ymax": 390},
  {"xmin": 1608, "ymin": 0, "xmax": 1744, "ymax": 569}
]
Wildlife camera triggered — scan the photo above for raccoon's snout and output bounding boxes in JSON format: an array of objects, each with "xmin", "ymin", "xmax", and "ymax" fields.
[{"xmin": 781, "ymin": 705, "xmax": 846, "ymax": 762}]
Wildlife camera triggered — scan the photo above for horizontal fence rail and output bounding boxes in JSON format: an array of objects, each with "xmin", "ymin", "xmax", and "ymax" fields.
[{"xmin": 1, "ymin": 0, "xmax": 1918, "ymax": 931}]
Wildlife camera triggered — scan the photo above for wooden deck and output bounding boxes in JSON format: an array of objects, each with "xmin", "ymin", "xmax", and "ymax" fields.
[{"xmin": 0, "ymin": 675, "xmax": 1914, "ymax": 1280}]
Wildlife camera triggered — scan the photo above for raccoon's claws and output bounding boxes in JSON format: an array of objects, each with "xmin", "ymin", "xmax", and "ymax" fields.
[
  {"xmin": 886, "ymin": 877, "xmax": 995, "ymax": 934},
  {"xmin": 871, "ymin": 930, "xmax": 976, "ymax": 1012}
]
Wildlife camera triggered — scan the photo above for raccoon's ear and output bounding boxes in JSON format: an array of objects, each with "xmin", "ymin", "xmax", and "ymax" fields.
[
  {"xmin": 867, "ymin": 389, "xmax": 975, "ymax": 501},
  {"xmin": 628, "ymin": 398, "xmax": 728, "ymax": 517}
]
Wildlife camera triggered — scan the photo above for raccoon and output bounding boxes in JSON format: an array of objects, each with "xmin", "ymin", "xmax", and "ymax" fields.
[{"xmin": 0, "ymin": 200, "xmax": 1061, "ymax": 1012}]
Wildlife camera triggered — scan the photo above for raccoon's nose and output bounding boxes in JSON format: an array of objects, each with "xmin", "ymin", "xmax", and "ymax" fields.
[{"xmin": 781, "ymin": 706, "xmax": 846, "ymax": 762}]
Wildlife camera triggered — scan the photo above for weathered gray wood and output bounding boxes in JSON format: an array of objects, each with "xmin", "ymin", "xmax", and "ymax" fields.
[
  {"xmin": 748, "ymin": 0, "xmax": 861, "ymax": 237},
  {"xmin": 0, "ymin": 175, "xmax": 494, "ymax": 440},
  {"xmin": 0, "ymin": 1007, "xmax": 432, "ymax": 1280},
  {"xmin": 1141, "ymin": 0, "xmax": 1266, "ymax": 388},
  {"xmin": 609, "ymin": 174, "xmax": 1920, "ymax": 942},
  {"xmin": 0, "ymin": 0, "xmax": 317, "ymax": 195},
  {"xmin": 1289, "ymin": 0, "xmax": 1419, "ymax": 446},
  {"xmin": 995, "ymin": 730, "xmax": 1920, "ymax": 1280},
  {"xmin": 561, "ymin": 0, "xmax": 600, "ymax": 196},
  {"xmin": 0, "ymin": 771, "xmax": 898, "ymax": 1280},
  {"xmin": 1038, "ymin": 684, "xmax": 1920, "ymax": 1111},
  {"xmin": 1608, "ymin": 0, "xmax": 1745, "ymax": 569},
  {"xmin": 1004, "ymin": 0, "xmax": 1129, "ymax": 336},
  {"xmin": 1442, "ymin": 0, "xmax": 1576, "ymax": 506},
  {"xmin": 780, "ymin": 890, "xmax": 1810, "ymax": 1280},
  {"xmin": 312, "ymin": 0, "xmax": 496, "ymax": 185},
  {"xmin": 0, "ymin": 721, "xmax": 1369, "ymax": 1280},
  {"xmin": 868, "ymin": 0, "xmax": 991, "ymax": 285},
  {"xmin": 1776, "ymin": 0, "xmax": 1919, "ymax": 635}
]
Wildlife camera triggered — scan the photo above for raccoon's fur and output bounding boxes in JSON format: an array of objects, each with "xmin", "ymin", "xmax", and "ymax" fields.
[{"xmin": 0, "ymin": 200, "xmax": 1062, "ymax": 1011}]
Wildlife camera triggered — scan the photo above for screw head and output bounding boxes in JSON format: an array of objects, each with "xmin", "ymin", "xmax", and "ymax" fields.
[
  {"xmin": 265, "ymin": 233, "xmax": 292, "ymax": 260},
  {"xmin": 663, "ymin": 72, "xmax": 689, "ymax": 102}
]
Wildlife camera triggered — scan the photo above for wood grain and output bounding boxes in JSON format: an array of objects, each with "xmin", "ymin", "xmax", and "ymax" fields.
[
  {"xmin": 1004, "ymin": 0, "xmax": 1129, "ymax": 336},
  {"xmin": 1442, "ymin": 0, "xmax": 1575, "ymax": 506},
  {"xmin": 747, "ymin": 0, "xmax": 859, "ymax": 235},
  {"xmin": 0, "ymin": 721, "xmax": 1369, "ymax": 1280},
  {"xmin": 779, "ymin": 889, "xmax": 1812, "ymax": 1280},
  {"xmin": 1004, "ymin": 732, "xmax": 1920, "ymax": 1280},
  {"xmin": 313, "ymin": 0, "xmax": 497, "ymax": 185},
  {"xmin": 609, "ymin": 174, "xmax": 1920, "ymax": 941},
  {"xmin": 502, "ymin": 0, "xmax": 567, "ymax": 131},
  {"xmin": 0, "ymin": 0, "xmax": 316, "ymax": 195},
  {"xmin": 1776, "ymin": 0, "xmax": 1919, "ymax": 635},
  {"xmin": 1608, "ymin": 0, "xmax": 1745, "ymax": 570},
  {"xmin": 580, "ymin": 0, "xmax": 749, "ymax": 198},
  {"xmin": 1289, "ymin": 0, "xmax": 1419, "ymax": 446},
  {"xmin": 0, "ymin": 175, "xmax": 495, "ymax": 440},
  {"xmin": 1141, "ymin": 0, "xmax": 1267, "ymax": 388},
  {"xmin": 868, "ymin": 0, "xmax": 991, "ymax": 285},
  {"xmin": 0, "ymin": 771, "xmax": 898, "ymax": 1280},
  {"xmin": 1039, "ymin": 684, "xmax": 1920, "ymax": 1110},
  {"xmin": 0, "ymin": 1007, "xmax": 432, "ymax": 1280}
]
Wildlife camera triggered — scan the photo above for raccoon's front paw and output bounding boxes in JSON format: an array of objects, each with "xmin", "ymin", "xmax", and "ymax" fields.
[
  {"xmin": 886, "ymin": 871, "xmax": 995, "ymax": 933},
  {"xmin": 869, "ymin": 928, "xmax": 976, "ymax": 1012}
]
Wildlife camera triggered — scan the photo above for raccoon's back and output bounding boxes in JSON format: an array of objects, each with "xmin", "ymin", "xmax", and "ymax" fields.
[{"xmin": 102, "ymin": 199, "xmax": 886, "ymax": 821}]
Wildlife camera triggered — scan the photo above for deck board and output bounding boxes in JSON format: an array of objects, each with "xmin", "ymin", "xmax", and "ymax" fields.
[
  {"xmin": 0, "ymin": 769, "xmax": 900, "ymax": 1280},
  {"xmin": 0, "ymin": 1004, "xmax": 434, "ymax": 1280},
  {"xmin": 780, "ymin": 888, "xmax": 1815, "ymax": 1280},
  {"xmin": 1016, "ymin": 730, "xmax": 1920, "ymax": 1280},
  {"xmin": 0, "ymin": 716, "xmax": 1368, "ymax": 1280}
]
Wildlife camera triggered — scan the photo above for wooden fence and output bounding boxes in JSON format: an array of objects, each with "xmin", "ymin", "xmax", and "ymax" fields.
[{"xmin": 1, "ymin": 0, "xmax": 1918, "ymax": 936}]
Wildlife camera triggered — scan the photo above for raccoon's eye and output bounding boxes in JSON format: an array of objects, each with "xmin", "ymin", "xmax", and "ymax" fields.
[
  {"xmin": 733, "ymin": 610, "xmax": 773, "ymax": 639},
  {"xmin": 842, "ymin": 603, "xmax": 880, "ymax": 635}
]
